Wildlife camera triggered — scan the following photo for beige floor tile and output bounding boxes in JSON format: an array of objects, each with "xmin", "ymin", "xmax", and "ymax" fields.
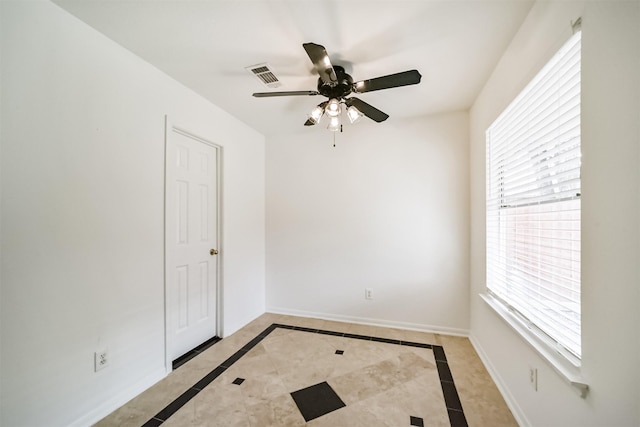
[
  {"xmin": 401, "ymin": 372, "xmax": 450, "ymax": 424},
  {"xmin": 344, "ymin": 322, "xmax": 393, "ymax": 338},
  {"xmin": 245, "ymin": 393, "xmax": 306, "ymax": 427},
  {"xmin": 239, "ymin": 372, "xmax": 290, "ymax": 407},
  {"xmin": 363, "ymin": 383, "xmax": 449, "ymax": 427},
  {"xmin": 439, "ymin": 335, "xmax": 517, "ymax": 427},
  {"xmin": 95, "ymin": 314, "xmax": 516, "ymax": 427},
  {"xmin": 313, "ymin": 319, "xmax": 353, "ymax": 333},
  {"xmin": 306, "ymin": 402, "xmax": 386, "ymax": 426},
  {"xmin": 399, "ymin": 328, "xmax": 439, "ymax": 345},
  {"xmin": 220, "ymin": 350, "xmax": 277, "ymax": 380},
  {"xmin": 329, "ymin": 357, "xmax": 405, "ymax": 404},
  {"xmin": 163, "ymin": 388, "xmax": 251, "ymax": 427},
  {"xmin": 93, "ymin": 405, "xmax": 155, "ymax": 427}
]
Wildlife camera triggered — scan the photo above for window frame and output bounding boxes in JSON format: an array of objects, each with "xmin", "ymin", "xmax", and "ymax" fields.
[{"xmin": 482, "ymin": 29, "xmax": 588, "ymax": 396}]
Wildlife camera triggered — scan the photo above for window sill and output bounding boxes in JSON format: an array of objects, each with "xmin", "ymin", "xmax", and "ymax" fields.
[{"xmin": 480, "ymin": 292, "xmax": 589, "ymax": 398}]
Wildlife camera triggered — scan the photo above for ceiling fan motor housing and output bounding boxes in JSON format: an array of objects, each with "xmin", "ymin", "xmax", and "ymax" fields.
[{"xmin": 317, "ymin": 66, "xmax": 353, "ymax": 99}]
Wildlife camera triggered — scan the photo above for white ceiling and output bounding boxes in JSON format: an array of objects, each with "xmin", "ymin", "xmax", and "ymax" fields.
[{"xmin": 53, "ymin": 0, "xmax": 534, "ymax": 136}]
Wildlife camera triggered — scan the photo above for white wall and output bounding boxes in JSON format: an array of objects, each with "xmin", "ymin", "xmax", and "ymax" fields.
[
  {"xmin": 0, "ymin": 2, "xmax": 265, "ymax": 426},
  {"xmin": 266, "ymin": 113, "xmax": 470, "ymax": 334},
  {"xmin": 469, "ymin": 1, "xmax": 640, "ymax": 426}
]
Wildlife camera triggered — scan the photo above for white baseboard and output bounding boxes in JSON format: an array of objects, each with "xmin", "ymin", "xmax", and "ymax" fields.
[
  {"xmin": 267, "ymin": 306, "xmax": 469, "ymax": 337},
  {"xmin": 68, "ymin": 367, "xmax": 167, "ymax": 427},
  {"xmin": 469, "ymin": 333, "xmax": 530, "ymax": 427}
]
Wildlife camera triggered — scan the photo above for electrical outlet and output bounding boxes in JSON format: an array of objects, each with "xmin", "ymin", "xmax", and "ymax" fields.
[
  {"xmin": 365, "ymin": 288, "xmax": 373, "ymax": 300},
  {"xmin": 95, "ymin": 349, "xmax": 108, "ymax": 372},
  {"xmin": 528, "ymin": 366, "xmax": 538, "ymax": 391}
]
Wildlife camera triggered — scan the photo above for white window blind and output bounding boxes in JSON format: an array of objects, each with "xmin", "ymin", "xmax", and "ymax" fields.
[{"xmin": 486, "ymin": 31, "xmax": 582, "ymax": 359}]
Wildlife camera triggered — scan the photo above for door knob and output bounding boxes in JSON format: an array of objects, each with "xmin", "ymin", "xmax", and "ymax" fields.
[{"xmin": 210, "ymin": 249, "xmax": 218, "ymax": 256}]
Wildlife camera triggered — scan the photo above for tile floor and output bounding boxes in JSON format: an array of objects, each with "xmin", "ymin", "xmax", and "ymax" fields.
[{"xmin": 95, "ymin": 313, "xmax": 517, "ymax": 427}]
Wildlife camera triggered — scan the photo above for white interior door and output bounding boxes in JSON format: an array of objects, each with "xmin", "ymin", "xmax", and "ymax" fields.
[{"xmin": 165, "ymin": 122, "xmax": 219, "ymax": 364}]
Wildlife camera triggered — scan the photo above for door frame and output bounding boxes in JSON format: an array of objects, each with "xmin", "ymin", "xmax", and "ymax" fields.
[{"xmin": 164, "ymin": 116, "xmax": 224, "ymax": 372}]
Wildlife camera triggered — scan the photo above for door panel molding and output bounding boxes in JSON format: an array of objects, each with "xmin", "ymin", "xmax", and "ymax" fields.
[{"xmin": 164, "ymin": 116, "xmax": 223, "ymax": 372}]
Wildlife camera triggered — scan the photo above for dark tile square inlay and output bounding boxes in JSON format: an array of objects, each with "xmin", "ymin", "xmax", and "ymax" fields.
[
  {"xmin": 335, "ymin": 350, "xmax": 344, "ymax": 355},
  {"xmin": 410, "ymin": 415, "xmax": 425, "ymax": 426},
  {"xmin": 232, "ymin": 377, "xmax": 245, "ymax": 385},
  {"xmin": 290, "ymin": 381, "xmax": 346, "ymax": 422}
]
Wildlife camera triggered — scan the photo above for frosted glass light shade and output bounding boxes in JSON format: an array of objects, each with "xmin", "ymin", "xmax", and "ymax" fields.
[
  {"xmin": 327, "ymin": 115, "xmax": 341, "ymax": 132},
  {"xmin": 325, "ymin": 98, "xmax": 341, "ymax": 117},
  {"xmin": 308, "ymin": 105, "xmax": 324, "ymax": 124},
  {"xmin": 347, "ymin": 105, "xmax": 364, "ymax": 124}
]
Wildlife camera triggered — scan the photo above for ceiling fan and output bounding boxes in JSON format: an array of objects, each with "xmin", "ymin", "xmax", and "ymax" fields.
[{"xmin": 252, "ymin": 43, "xmax": 422, "ymax": 131}]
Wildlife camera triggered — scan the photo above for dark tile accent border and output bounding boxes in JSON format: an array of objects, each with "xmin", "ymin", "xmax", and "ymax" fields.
[
  {"xmin": 448, "ymin": 408, "xmax": 468, "ymax": 427},
  {"xmin": 433, "ymin": 347, "xmax": 466, "ymax": 426},
  {"xmin": 343, "ymin": 332, "xmax": 372, "ymax": 341},
  {"xmin": 172, "ymin": 336, "xmax": 222, "ymax": 370},
  {"xmin": 372, "ymin": 336, "xmax": 402, "ymax": 345},
  {"xmin": 153, "ymin": 387, "xmax": 199, "ymax": 422},
  {"xmin": 434, "ymin": 345, "xmax": 448, "ymax": 362},
  {"xmin": 142, "ymin": 324, "xmax": 468, "ymax": 426},
  {"xmin": 141, "ymin": 418, "xmax": 163, "ymax": 427},
  {"xmin": 192, "ymin": 366, "xmax": 226, "ymax": 391},
  {"xmin": 318, "ymin": 329, "xmax": 343, "ymax": 337}
]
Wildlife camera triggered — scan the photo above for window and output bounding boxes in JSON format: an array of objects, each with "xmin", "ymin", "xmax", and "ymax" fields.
[{"xmin": 486, "ymin": 32, "xmax": 582, "ymax": 360}]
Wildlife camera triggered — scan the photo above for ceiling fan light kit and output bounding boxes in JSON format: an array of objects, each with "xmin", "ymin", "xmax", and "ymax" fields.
[
  {"xmin": 308, "ymin": 105, "xmax": 325, "ymax": 125},
  {"xmin": 306, "ymin": 98, "xmax": 364, "ymax": 132},
  {"xmin": 327, "ymin": 115, "xmax": 342, "ymax": 132},
  {"xmin": 252, "ymin": 42, "xmax": 422, "ymax": 131},
  {"xmin": 325, "ymin": 98, "xmax": 341, "ymax": 117},
  {"xmin": 347, "ymin": 104, "xmax": 364, "ymax": 124}
]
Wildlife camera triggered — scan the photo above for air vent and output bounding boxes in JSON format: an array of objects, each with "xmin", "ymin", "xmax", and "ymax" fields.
[{"xmin": 245, "ymin": 63, "xmax": 282, "ymax": 88}]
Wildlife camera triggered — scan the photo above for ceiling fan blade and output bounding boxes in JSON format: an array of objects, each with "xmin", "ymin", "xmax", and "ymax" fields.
[
  {"xmin": 353, "ymin": 70, "xmax": 422, "ymax": 93},
  {"xmin": 304, "ymin": 118, "xmax": 316, "ymax": 126},
  {"xmin": 346, "ymin": 97, "xmax": 389, "ymax": 123},
  {"xmin": 253, "ymin": 91, "xmax": 319, "ymax": 97},
  {"xmin": 303, "ymin": 42, "xmax": 337, "ymax": 84}
]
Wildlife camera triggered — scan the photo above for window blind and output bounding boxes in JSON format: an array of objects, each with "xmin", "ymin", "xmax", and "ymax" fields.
[{"xmin": 486, "ymin": 31, "xmax": 582, "ymax": 359}]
